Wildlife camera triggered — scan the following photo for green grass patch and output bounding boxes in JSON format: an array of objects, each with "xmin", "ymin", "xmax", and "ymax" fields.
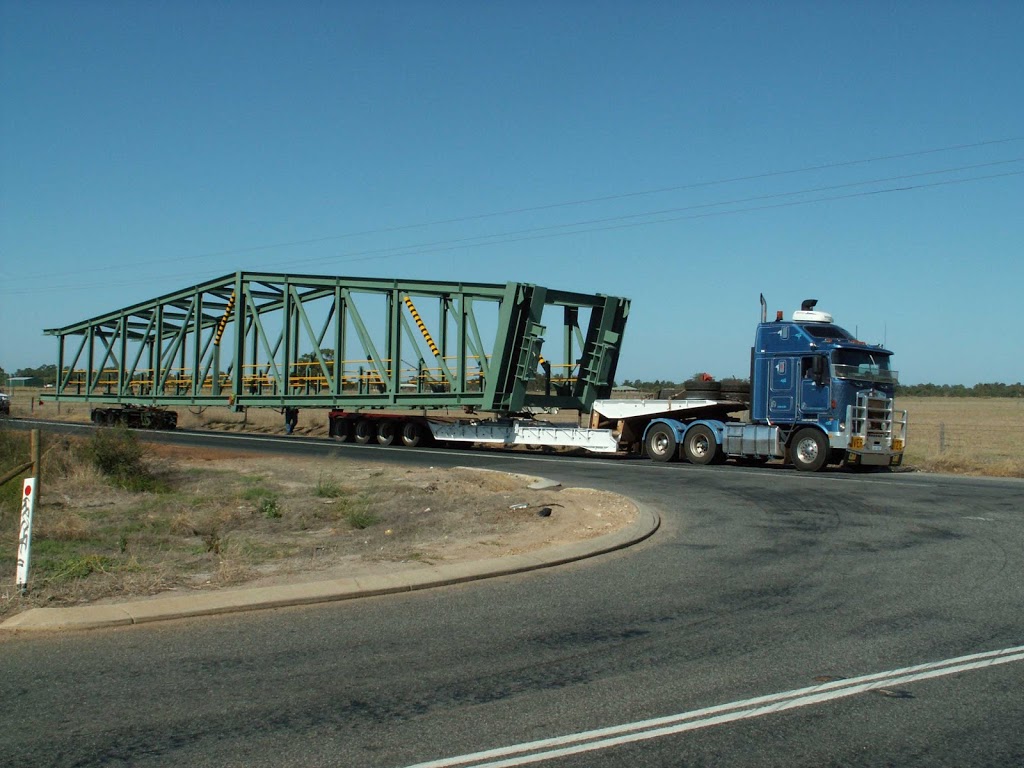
[
  {"xmin": 241, "ymin": 485, "xmax": 275, "ymax": 501},
  {"xmin": 345, "ymin": 507, "xmax": 378, "ymax": 530},
  {"xmin": 82, "ymin": 427, "xmax": 168, "ymax": 492},
  {"xmin": 315, "ymin": 474, "xmax": 345, "ymax": 498},
  {"xmin": 259, "ymin": 495, "xmax": 282, "ymax": 518},
  {"xmin": 48, "ymin": 554, "xmax": 119, "ymax": 584}
]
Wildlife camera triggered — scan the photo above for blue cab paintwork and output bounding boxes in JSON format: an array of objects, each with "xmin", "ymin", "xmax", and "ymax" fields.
[{"xmin": 642, "ymin": 314, "xmax": 897, "ymax": 457}]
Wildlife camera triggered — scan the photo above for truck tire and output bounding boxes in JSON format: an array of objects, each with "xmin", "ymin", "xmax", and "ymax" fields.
[
  {"xmin": 683, "ymin": 425, "xmax": 722, "ymax": 465},
  {"xmin": 354, "ymin": 418, "xmax": 375, "ymax": 444},
  {"xmin": 721, "ymin": 382, "xmax": 751, "ymax": 401},
  {"xmin": 790, "ymin": 428, "xmax": 828, "ymax": 472},
  {"xmin": 683, "ymin": 382, "xmax": 722, "ymax": 399},
  {"xmin": 401, "ymin": 420, "xmax": 426, "ymax": 447},
  {"xmin": 377, "ymin": 420, "xmax": 398, "ymax": 446},
  {"xmin": 645, "ymin": 424, "xmax": 677, "ymax": 462}
]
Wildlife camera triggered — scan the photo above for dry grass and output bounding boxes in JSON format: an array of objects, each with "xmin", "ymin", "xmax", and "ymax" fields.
[
  {"xmin": 0, "ymin": 430, "xmax": 632, "ymax": 618},
  {"xmin": 9, "ymin": 388, "xmax": 1024, "ymax": 476},
  {"xmin": 895, "ymin": 397, "xmax": 1024, "ymax": 477}
]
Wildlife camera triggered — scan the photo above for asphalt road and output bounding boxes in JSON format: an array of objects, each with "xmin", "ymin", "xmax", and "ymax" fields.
[{"xmin": 2, "ymin": 422, "xmax": 1023, "ymax": 767}]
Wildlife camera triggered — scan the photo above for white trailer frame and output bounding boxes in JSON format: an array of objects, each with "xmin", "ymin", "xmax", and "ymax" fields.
[{"xmin": 428, "ymin": 398, "xmax": 745, "ymax": 453}]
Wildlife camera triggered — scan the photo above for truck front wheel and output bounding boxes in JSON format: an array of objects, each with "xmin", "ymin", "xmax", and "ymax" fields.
[
  {"xmin": 683, "ymin": 425, "xmax": 721, "ymax": 465},
  {"xmin": 645, "ymin": 424, "xmax": 678, "ymax": 462},
  {"xmin": 790, "ymin": 428, "xmax": 828, "ymax": 472}
]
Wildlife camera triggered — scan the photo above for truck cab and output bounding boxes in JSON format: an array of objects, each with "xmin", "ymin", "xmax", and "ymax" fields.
[{"xmin": 750, "ymin": 300, "xmax": 906, "ymax": 470}]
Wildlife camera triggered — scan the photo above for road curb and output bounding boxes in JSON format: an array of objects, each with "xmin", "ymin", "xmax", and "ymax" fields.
[{"xmin": 1, "ymin": 503, "xmax": 659, "ymax": 633}]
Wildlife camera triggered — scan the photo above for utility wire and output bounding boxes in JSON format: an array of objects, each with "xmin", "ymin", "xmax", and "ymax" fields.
[
  {"xmin": 3, "ymin": 166, "xmax": 1020, "ymax": 298},
  {"xmin": 308, "ymin": 169, "xmax": 1024, "ymax": 266},
  {"xmin": 3, "ymin": 136, "xmax": 1022, "ymax": 284},
  {"xmin": 278, "ymin": 157, "xmax": 1023, "ymax": 269}
]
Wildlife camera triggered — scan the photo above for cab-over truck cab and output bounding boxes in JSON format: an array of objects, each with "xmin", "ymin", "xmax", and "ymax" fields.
[
  {"xmin": 749, "ymin": 299, "xmax": 907, "ymax": 470},
  {"xmin": 640, "ymin": 299, "xmax": 907, "ymax": 471}
]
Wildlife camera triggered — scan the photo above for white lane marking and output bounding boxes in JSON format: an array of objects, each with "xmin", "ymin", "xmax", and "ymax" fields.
[{"xmin": 402, "ymin": 644, "xmax": 1024, "ymax": 768}]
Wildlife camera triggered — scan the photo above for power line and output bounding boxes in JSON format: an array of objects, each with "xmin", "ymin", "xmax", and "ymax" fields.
[
  {"xmin": 3, "ymin": 166, "xmax": 1020, "ymax": 297},
  {"xmin": 276, "ymin": 157, "xmax": 1024, "ymax": 269},
  {"xmin": 4, "ymin": 136, "xmax": 1022, "ymax": 284},
  {"xmin": 309, "ymin": 169, "xmax": 1024, "ymax": 265}
]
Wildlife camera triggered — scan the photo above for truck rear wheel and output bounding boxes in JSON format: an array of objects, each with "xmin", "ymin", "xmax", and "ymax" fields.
[
  {"xmin": 645, "ymin": 424, "xmax": 677, "ymax": 462},
  {"xmin": 790, "ymin": 428, "xmax": 828, "ymax": 472},
  {"xmin": 683, "ymin": 425, "xmax": 721, "ymax": 465},
  {"xmin": 354, "ymin": 418, "xmax": 375, "ymax": 444}
]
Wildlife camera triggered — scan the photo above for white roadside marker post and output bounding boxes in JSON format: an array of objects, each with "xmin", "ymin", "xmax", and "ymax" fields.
[{"xmin": 16, "ymin": 478, "xmax": 37, "ymax": 595}]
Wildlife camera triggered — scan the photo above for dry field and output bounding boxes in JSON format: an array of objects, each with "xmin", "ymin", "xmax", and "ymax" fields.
[
  {"xmin": 896, "ymin": 396, "xmax": 1024, "ymax": 477},
  {"xmin": 5, "ymin": 389, "xmax": 1023, "ymax": 476}
]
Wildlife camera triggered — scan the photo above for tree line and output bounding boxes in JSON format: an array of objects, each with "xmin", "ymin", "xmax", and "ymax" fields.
[
  {"xmin": 618, "ymin": 376, "xmax": 1024, "ymax": 398},
  {"xmin": 2, "ymin": 362, "xmax": 1021, "ymax": 398}
]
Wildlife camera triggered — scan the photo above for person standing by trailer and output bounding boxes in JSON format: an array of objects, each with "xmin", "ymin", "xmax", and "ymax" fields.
[{"xmin": 284, "ymin": 407, "xmax": 299, "ymax": 434}]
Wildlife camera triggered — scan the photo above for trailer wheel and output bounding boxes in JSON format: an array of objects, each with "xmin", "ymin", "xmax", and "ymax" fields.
[
  {"xmin": 683, "ymin": 425, "xmax": 721, "ymax": 465},
  {"xmin": 354, "ymin": 418, "xmax": 375, "ymax": 444},
  {"xmin": 330, "ymin": 419, "xmax": 351, "ymax": 443},
  {"xmin": 401, "ymin": 420, "xmax": 425, "ymax": 447},
  {"xmin": 377, "ymin": 420, "xmax": 398, "ymax": 446},
  {"xmin": 645, "ymin": 424, "xmax": 677, "ymax": 462},
  {"xmin": 790, "ymin": 428, "xmax": 828, "ymax": 472}
]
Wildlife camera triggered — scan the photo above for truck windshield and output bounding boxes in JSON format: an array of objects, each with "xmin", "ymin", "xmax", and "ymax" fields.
[{"xmin": 831, "ymin": 349, "xmax": 898, "ymax": 384}]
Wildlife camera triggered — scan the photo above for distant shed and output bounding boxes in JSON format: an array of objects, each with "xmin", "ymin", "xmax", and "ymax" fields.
[{"xmin": 7, "ymin": 376, "xmax": 42, "ymax": 388}]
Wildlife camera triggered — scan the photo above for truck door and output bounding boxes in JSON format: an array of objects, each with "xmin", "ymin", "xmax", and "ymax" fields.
[
  {"xmin": 799, "ymin": 355, "xmax": 830, "ymax": 417},
  {"xmin": 767, "ymin": 357, "xmax": 797, "ymax": 422}
]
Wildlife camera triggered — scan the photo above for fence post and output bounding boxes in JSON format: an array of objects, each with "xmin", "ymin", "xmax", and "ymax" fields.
[
  {"xmin": 939, "ymin": 422, "xmax": 946, "ymax": 453},
  {"xmin": 31, "ymin": 429, "xmax": 41, "ymax": 493}
]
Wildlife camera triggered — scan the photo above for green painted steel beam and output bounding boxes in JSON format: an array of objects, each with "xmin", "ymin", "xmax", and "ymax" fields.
[{"xmin": 42, "ymin": 271, "xmax": 629, "ymax": 414}]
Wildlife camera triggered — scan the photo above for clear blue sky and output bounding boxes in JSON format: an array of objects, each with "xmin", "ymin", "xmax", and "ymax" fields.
[{"xmin": 2, "ymin": 1, "xmax": 1022, "ymax": 386}]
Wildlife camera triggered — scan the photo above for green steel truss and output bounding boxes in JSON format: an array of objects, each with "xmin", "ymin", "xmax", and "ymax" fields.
[{"xmin": 43, "ymin": 272, "xmax": 630, "ymax": 414}]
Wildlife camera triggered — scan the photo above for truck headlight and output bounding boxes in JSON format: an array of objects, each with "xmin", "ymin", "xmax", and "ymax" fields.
[
  {"xmin": 850, "ymin": 436, "xmax": 865, "ymax": 450},
  {"xmin": 892, "ymin": 439, "xmax": 904, "ymax": 452}
]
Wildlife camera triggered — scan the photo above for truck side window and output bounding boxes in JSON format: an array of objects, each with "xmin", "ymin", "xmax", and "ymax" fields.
[
  {"xmin": 770, "ymin": 360, "xmax": 790, "ymax": 391},
  {"xmin": 801, "ymin": 357, "xmax": 815, "ymax": 378}
]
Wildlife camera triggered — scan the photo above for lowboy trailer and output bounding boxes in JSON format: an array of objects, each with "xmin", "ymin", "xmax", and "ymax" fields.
[{"xmin": 328, "ymin": 297, "xmax": 908, "ymax": 472}]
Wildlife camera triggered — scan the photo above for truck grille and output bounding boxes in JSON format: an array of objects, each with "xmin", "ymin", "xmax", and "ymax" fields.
[{"xmin": 848, "ymin": 392, "xmax": 907, "ymax": 451}]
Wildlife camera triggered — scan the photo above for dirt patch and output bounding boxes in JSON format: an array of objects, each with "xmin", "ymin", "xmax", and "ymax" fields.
[{"xmin": 0, "ymin": 441, "xmax": 636, "ymax": 618}]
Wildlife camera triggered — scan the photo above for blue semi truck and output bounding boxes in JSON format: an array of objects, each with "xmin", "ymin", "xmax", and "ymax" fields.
[
  {"xmin": 633, "ymin": 297, "xmax": 907, "ymax": 471},
  {"xmin": 418, "ymin": 297, "xmax": 908, "ymax": 471}
]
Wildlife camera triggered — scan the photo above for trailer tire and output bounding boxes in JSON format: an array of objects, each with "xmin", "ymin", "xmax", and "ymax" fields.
[
  {"xmin": 330, "ymin": 419, "xmax": 351, "ymax": 443},
  {"xmin": 354, "ymin": 418, "xmax": 375, "ymax": 444},
  {"xmin": 645, "ymin": 424, "xmax": 677, "ymax": 462},
  {"xmin": 684, "ymin": 425, "xmax": 722, "ymax": 465},
  {"xmin": 401, "ymin": 420, "xmax": 426, "ymax": 447},
  {"xmin": 790, "ymin": 428, "xmax": 828, "ymax": 472},
  {"xmin": 377, "ymin": 420, "xmax": 398, "ymax": 446}
]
